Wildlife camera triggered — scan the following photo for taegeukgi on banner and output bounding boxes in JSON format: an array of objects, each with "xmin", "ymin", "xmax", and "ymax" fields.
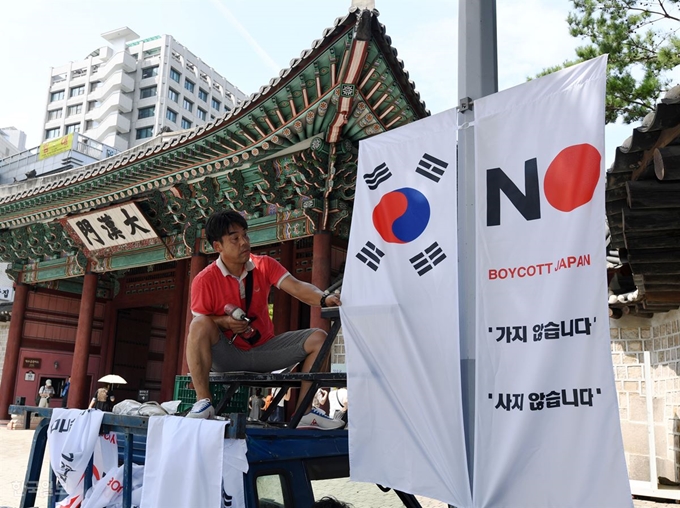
[{"xmin": 341, "ymin": 109, "xmax": 472, "ymax": 507}]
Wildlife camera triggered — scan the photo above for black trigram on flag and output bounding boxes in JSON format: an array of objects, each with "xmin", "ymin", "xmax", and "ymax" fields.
[
  {"xmin": 356, "ymin": 241, "xmax": 385, "ymax": 271},
  {"xmin": 410, "ymin": 242, "xmax": 447, "ymax": 276},
  {"xmin": 222, "ymin": 488, "xmax": 233, "ymax": 507},
  {"xmin": 416, "ymin": 153, "xmax": 448, "ymax": 183},
  {"xmin": 363, "ymin": 162, "xmax": 392, "ymax": 190}
]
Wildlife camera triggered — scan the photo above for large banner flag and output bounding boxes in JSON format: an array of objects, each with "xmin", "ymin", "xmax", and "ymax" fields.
[
  {"xmin": 341, "ymin": 109, "xmax": 472, "ymax": 507},
  {"xmin": 473, "ymin": 56, "xmax": 631, "ymax": 507}
]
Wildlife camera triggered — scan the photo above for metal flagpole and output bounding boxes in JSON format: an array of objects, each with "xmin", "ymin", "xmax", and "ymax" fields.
[{"xmin": 457, "ymin": 0, "xmax": 498, "ymax": 497}]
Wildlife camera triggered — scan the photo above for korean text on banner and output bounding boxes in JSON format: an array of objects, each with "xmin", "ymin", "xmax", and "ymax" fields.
[
  {"xmin": 341, "ymin": 109, "xmax": 472, "ymax": 507},
  {"xmin": 39, "ymin": 133, "xmax": 74, "ymax": 160},
  {"xmin": 472, "ymin": 56, "xmax": 631, "ymax": 507}
]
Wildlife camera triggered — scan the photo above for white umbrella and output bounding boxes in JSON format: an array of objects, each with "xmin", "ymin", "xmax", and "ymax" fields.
[{"xmin": 98, "ymin": 374, "xmax": 127, "ymax": 385}]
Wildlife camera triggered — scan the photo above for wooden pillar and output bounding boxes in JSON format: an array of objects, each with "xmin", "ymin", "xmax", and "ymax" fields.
[
  {"xmin": 310, "ymin": 231, "xmax": 332, "ymax": 332},
  {"xmin": 273, "ymin": 242, "xmax": 294, "ymax": 334},
  {"xmin": 0, "ymin": 283, "xmax": 29, "ymax": 419},
  {"xmin": 99, "ymin": 301, "xmax": 116, "ymax": 382},
  {"xmin": 69, "ymin": 272, "xmax": 99, "ymax": 409},
  {"xmin": 179, "ymin": 252, "xmax": 207, "ymax": 375},
  {"xmin": 160, "ymin": 259, "xmax": 187, "ymax": 400}
]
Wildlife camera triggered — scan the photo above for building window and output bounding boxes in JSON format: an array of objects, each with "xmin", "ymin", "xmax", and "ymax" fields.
[
  {"xmin": 184, "ymin": 79, "xmax": 195, "ymax": 93},
  {"xmin": 47, "ymin": 109, "xmax": 63, "ymax": 121},
  {"xmin": 141, "ymin": 66, "xmax": 159, "ymax": 79},
  {"xmin": 197, "ymin": 108, "xmax": 207, "ymax": 121},
  {"xmin": 143, "ymin": 47, "xmax": 161, "ymax": 58},
  {"xmin": 211, "ymin": 98, "xmax": 221, "ymax": 110},
  {"xmin": 45, "ymin": 128, "xmax": 61, "ymax": 139},
  {"xmin": 50, "ymin": 90, "xmax": 65, "ymax": 102},
  {"xmin": 198, "ymin": 88, "xmax": 208, "ymax": 102},
  {"xmin": 181, "ymin": 117, "xmax": 192, "ymax": 129},
  {"xmin": 69, "ymin": 85, "xmax": 85, "ymax": 97},
  {"xmin": 67, "ymin": 104, "xmax": 82, "ymax": 116},
  {"xmin": 86, "ymin": 120, "xmax": 99, "ymax": 131},
  {"xmin": 183, "ymin": 98, "xmax": 193, "ymax": 112},
  {"xmin": 168, "ymin": 88, "xmax": 179, "ymax": 102},
  {"xmin": 166, "ymin": 109, "xmax": 177, "ymax": 123},
  {"xmin": 90, "ymin": 81, "xmax": 102, "ymax": 92},
  {"xmin": 138, "ymin": 106, "xmax": 155, "ymax": 119},
  {"xmin": 136, "ymin": 127, "xmax": 153, "ymax": 140},
  {"xmin": 87, "ymin": 100, "xmax": 101, "ymax": 111},
  {"xmin": 170, "ymin": 68, "xmax": 181, "ymax": 83},
  {"xmin": 65, "ymin": 123, "xmax": 80, "ymax": 134},
  {"xmin": 140, "ymin": 86, "xmax": 157, "ymax": 99}
]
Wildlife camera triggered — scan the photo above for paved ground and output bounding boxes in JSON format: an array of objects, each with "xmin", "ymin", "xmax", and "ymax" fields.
[{"xmin": 1, "ymin": 420, "xmax": 679, "ymax": 508}]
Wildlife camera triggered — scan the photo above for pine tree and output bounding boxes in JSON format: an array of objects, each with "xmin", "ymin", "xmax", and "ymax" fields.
[{"xmin": 539, "ymin": 0, "xmax": 680, "ymax": 123}]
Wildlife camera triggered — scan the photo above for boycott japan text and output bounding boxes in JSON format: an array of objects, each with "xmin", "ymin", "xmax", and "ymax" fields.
[{"xmin": 488, "ymin": 253, "xmax": 591, "ymax": 280}]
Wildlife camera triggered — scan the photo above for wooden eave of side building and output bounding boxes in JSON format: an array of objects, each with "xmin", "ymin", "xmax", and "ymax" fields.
[
  {"xmin": 0, "ymin": 7, "xmax": 429, "ymax": 285},
  {"xmin": 606, "ymin": 85, "xmax": 680, "ymax": 318}
]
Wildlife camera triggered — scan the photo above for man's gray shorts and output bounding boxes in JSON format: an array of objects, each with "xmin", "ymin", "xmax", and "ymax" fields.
[{"xmin": 211, "ymin": 328, "xmax": 319, "ymax": 372}]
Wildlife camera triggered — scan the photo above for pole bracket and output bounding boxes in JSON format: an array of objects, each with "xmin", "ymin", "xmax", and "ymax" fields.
[{"xmin": 459, "ymin": 97, "xmax": 474, "ymax": 112}]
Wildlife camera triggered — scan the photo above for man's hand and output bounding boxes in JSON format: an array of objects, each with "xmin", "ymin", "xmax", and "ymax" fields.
[
  {"xmin": 213, "ymin": 314, "xmax": 251, "ymax": 333},
  {"xmin": 324, "ymin": 292, "xmax": 342, "ymax": 307}
]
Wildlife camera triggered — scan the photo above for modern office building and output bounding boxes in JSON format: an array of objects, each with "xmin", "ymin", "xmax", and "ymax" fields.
[
  {"xmin": 42, "ymin": 28, "xmax": 247, "ymax": 152},
  {"xmin": 0, "ymin": 127, "xmax": 26, "ymax": 155}
]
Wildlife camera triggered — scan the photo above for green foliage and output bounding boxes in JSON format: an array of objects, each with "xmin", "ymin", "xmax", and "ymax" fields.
[{"xmin": 539, "ymin": 0, "xmax": 680, "ymax": 124}]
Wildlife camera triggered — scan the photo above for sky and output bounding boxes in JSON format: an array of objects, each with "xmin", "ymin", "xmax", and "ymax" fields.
[{"xmin": 0, "ymin": 0, "xmax": 641, "ymax": 166}]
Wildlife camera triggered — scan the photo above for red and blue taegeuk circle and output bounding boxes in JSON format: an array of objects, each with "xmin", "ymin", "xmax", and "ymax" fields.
[{"xmin": 372, "ymin": 187, "xmax": 430, "ymax": 244}]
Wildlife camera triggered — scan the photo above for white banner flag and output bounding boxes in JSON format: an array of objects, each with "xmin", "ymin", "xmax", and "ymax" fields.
[
  {"xmin": 472, "ymin": 56, "xmax": 631, "ymax": 507},
  {"xmin": 341, "ymin": 109, "xmax": 472, "ymax": 507},
  {"xmin": 48, "ymin": 409, "xmax": 106, "ymax": 496}
]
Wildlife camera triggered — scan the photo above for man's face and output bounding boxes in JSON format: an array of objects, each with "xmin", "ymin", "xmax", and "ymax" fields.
[{"xmin": 213, "ymin": 224, "xmax": 250, "ymax": 267}]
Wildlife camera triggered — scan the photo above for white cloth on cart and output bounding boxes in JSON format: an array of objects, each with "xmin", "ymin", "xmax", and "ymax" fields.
[
  {"xmin": 221, "ymin": 439, "xmax": 249, "ymax": 507},
  {"xmin": 81, "ymin": 463, "xmax": 145, "ymax": 508},
  {"xmin": 48, "ymin": 408, "xmax": 105, "ymax": 495},
  {"xmin": 141, "ymin": 416, "xmax": 246, "ymax": 508}
]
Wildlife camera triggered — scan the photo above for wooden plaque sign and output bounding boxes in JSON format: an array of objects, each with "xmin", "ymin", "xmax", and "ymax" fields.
[{"xmin": 23, "ymin": 358, "xmax": 41, "ymax": 369}]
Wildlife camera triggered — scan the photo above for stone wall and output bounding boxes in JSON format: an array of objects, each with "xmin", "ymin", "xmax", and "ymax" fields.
[
  {"xmin": 612, "ymin": 309, "xmax": 680, "ymax": 482},
  {"xmin": 0, "ymin": 322, "xmax": 8, "ymax": 383},
  {"xmin": 331, "ymin": 329, "xmax": 345, "ymax": 369}
]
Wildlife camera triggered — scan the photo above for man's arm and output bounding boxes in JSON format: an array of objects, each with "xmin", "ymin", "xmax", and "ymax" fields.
[
  {"xmin": 278, "ymin": 275, "xmax": 342, "ymax": 307},
  {"xmin": 318, "ymin": 389, "xmax": 328, "ymax": 405}
]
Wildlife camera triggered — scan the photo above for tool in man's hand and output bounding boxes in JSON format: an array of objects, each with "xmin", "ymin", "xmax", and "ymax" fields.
[{"xmin": 224, "ymin": 303, "xmax": 259, "ymax": 342}]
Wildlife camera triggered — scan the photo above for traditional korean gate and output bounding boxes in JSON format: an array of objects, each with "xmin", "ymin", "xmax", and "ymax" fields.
[{"xmin": 111, "ymin": 308, "xmax": 153, "ymax": 401}]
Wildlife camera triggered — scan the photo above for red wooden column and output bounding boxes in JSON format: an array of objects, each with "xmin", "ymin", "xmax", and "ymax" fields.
[
  {"xmin": 69, "ymin": 271, "xmax": 99, "ymax": 409},
  {"xmin": 160, "ymin": 259, "xmax": 187, "ymax": 400},
  {"xmin": 0, "ymin": 283, "xmax": 29, "ymax": 419},
  {"xmin": 99, "ymin": 301, "xmax": 116, "ymax": 381},
  {"xmin": 273, "ymin": 242, "xmax": 294, "ymax": 334},
  {"xmin": 310, "ymin": 231, "xmax": 332, "ymax": 332},
  {"xmin": 179, "ymin": 252, "xmax": 207, "ymax": 375}
]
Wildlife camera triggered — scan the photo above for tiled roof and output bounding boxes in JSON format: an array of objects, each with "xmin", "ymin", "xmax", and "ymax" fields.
[{"xmin": 606, "ymin": 85, "xmax": 680, "ymax": 317}]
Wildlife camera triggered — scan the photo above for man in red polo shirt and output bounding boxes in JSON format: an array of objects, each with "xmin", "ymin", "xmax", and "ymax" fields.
[{"xmin": 185, "ymin": 210, "xmax": 343, "ymax": 429}]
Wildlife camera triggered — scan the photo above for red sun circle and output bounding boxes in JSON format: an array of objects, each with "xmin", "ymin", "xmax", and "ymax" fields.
[{"xmin": 543, "ymin": 143, "xmax": 601, "ymax": 212}]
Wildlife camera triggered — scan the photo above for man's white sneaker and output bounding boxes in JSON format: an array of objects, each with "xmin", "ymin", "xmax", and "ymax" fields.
[
  {"xmin": 297, "ymin": 407, "xmax": 345, "ymax": 430},
  {"xmin": 186, "ymin": 398, "xmax": 215, "ymax": 419}
]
